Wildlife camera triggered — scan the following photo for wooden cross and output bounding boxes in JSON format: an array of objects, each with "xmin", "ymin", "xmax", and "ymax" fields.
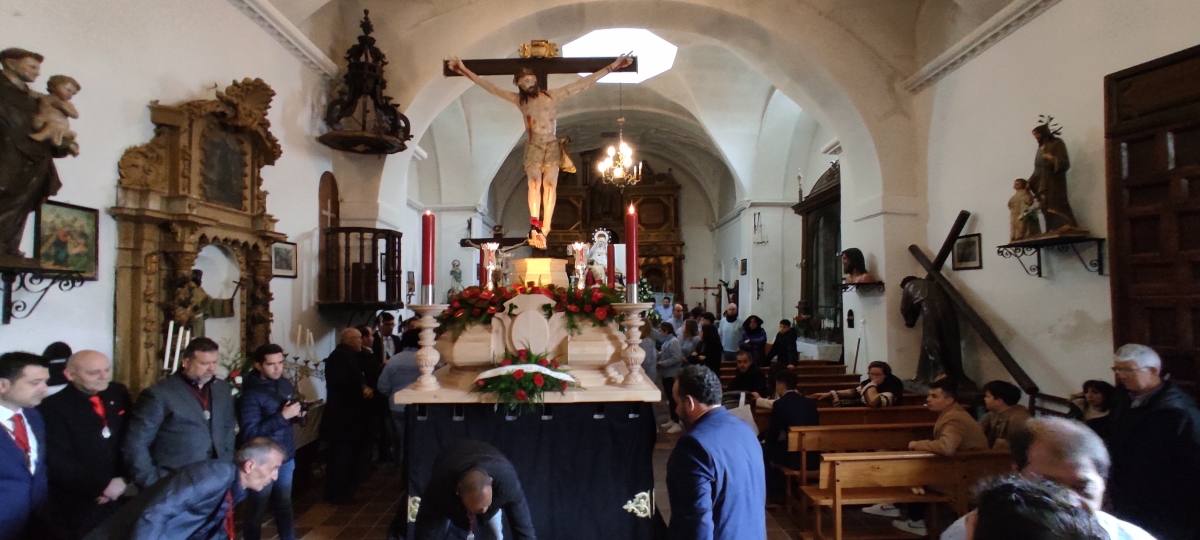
[
  {"xmin": 460, "ymin": 227, "xmax": 528, "ymax": 284},
  {"xmin": 443, "ymin": 55, "xmax": 639, "ymax": 93},
  {"xmin": 689, "ymin": 278, "xmax": 721, "ymax": 313}
]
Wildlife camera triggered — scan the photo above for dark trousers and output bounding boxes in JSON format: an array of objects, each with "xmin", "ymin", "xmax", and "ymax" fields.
[
  {"xmin": 244, "ymin": 458, "xmax": 296, "ymax": 540},
  {"xmin": 325, "ymin": 440, "xmax": 361, "ymax": 503},
  {"xmin": 662, "ymin": 377, "xmax": 679, "ymax": 422}
]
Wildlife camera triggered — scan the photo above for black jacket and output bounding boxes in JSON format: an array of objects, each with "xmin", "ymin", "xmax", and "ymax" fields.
[
  {"xmin": 414, "ymin": 440, "xmax": 535, "ymax": 540},
  {"xmin": 728, "ymin": 367, "xmax": 768, "ymax": 396},
  {"xmin": 372, "ymin": 333, "xmax": 402, "ymax": 362},
  {"xmin": 319, "ymin": 345, "xmax": 368, "ymax": 442},
  {"xmin": 37, "ymin": 383, "xmax": 132, "ymax": 538},
  {"xmin": 85, "ymin": 460, "xmax": 238, "ymax": 540},
  {"xmin": 697, "ymin": 330, "xmax": 724, "ymax": 375},
  {"xmin": 761, "ymin": 391, "xmax": 819, "ymax": 446},
  {"xmin": 1107, "ymin": 381, "xmax": 1200, "ymax": 540},
  {"xmin": 764, "ymin": 328, "xmax": 799, "ymax": 366},
  {"xmin": 237, "ymin": 371, "xmax": 297, "ymax": 457}
]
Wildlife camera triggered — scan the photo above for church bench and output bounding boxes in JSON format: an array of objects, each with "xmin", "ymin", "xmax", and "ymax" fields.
[
  {"xmin": 816, "ymin": 405, "xmax": 938, "ymax": 425},
  {"xmin": 815, "ymin": 394, "xmax": 927, "ymax": 408},
  {"xmin": 778, "ymin": 423, "xmax": 934, "ymax": 521},
  {"xmin": 800, "ymin": 450, "xmax": 1011, "ymax": 540}
]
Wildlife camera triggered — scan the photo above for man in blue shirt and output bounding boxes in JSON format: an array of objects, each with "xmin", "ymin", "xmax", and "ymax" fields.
[{"xmin": 666, "ymin": 365, "xmax": 765, "ymax": 539}]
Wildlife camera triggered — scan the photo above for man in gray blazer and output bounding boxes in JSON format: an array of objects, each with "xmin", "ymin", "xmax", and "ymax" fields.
[{"xmin": 123, "ymin": 337, "xmax": 236, "ymax": 488}]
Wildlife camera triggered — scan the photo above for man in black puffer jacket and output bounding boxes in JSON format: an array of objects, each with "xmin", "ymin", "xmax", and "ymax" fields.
[{"xmin": 237, "ymin": 344, "xmax": 305, "ymax": 540}]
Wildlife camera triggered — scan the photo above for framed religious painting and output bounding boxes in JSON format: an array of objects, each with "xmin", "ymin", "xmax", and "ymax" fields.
[
  {"xmin": 952, "ymin": 233, "xmax": 983, "ymax": 271},
  {"xmin": 272, "ymin": 241, "xmax": 298, "ymax": 278},
  {"xmin": 34, "ymin": 200, "xmax": 99, "ymax": 280}
]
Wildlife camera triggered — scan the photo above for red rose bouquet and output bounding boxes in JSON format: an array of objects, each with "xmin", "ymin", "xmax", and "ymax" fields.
[{"xmin": 471, "ymin": 348, "xmax": 576, "ymax": 413}]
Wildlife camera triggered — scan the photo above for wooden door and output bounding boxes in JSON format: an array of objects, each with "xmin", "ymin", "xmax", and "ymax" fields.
[
  {"xmin": 1106, "ymin": 43, "xmax": 1200, "ymax": 393},
  {"xmin": 318, "ymin": 172, "xmax": 340, "ymax": 301}
]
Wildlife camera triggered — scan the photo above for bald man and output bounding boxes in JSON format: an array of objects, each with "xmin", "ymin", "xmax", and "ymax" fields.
[
  {"xmin": 37, "ymin": 350, "xmax": 132, "ymax": 537},
  {"xmin": 320, "ymin": 328, "xmax": 375, "ymax": 503}
]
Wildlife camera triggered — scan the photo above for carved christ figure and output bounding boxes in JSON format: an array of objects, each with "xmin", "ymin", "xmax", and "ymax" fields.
[{"xmin": 448, "ymin": 54, "xmax": 633, "ymax": 249}]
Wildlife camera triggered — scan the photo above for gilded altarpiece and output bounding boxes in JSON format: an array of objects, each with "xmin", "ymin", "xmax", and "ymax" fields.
[
  {"xmin": 548, "ymin": 153, "xmax": 685, "ymax": 299},
  {"xmin": 110, "ymin": 79, "xmax": 285, "ymax": 392}
]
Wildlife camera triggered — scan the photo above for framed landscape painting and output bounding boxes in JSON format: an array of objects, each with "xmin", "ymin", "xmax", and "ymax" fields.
[
  {"xmin": 34, "ymin": 200, "xmax": 99, "ymax": 280},
  {"xmin": 272, "ymin": 241, "xmax": 298, "ymax": 278}
]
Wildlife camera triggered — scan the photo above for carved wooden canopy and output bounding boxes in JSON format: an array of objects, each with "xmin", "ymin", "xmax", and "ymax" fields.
[{"xmin": 110, "ymin": 79, "xmax": 285, "ymax": 392}]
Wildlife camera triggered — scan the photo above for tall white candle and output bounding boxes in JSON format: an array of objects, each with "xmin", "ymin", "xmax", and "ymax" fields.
[
  {"xmin": 172, "ymin": 330, "xmax": 185, "ymax": 372},
  {"xmin": 296, "ymin": 323, "xmax": 303, "ymax": 347},
  {"xmin": 307, "ymin": 330, "xmax": 314, "ymax": 352},
  {"xmin": 162, "ymin": 320, "xmax": 175, "ymax": 370}
]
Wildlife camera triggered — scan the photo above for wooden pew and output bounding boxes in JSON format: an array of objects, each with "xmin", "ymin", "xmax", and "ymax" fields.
[
  {"xmin": 818, "ymin": 405, "xmax": 938, "ymax": 425},
  {"xmin": 815, "ymin": 393, "xmax": 927, "ymax": 408},
  {"xmin": 801, "ymin": 450, "xmax": 1012, "ymax": 540},
  {"xmin": 777, "ymin": 423, "xmax": 934, "ymax": 520}
]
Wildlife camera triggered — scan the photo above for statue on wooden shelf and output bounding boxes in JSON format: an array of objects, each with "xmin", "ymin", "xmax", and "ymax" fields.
[
  {"xmin": 0, "ymin": 47, "xmax": 71, "ymax": 259},
  {"xmin": 1028, "ymin": 116, "xmax": 1087, "ymax": 237},
  {"xmin": 448, "ymin": 54, "xmax": 632, "ymax": 249},
  {"xmin": 841, "ymin": 248, "xmax": 877, "ymax": 284},
  {"xmin": 174, "ymin": 269, "xmax": 236, "ymax": 338},
  {"xmin": 1008, "ymin": 178, "xmax": 1042, "ymax": 242},
  {"xmin": 585, "ymin": 229, "xmax": 610, "ymax": 287},
  {"xmin": 900, "ymin": 276, "xmax": 972, "ymax": 386}
]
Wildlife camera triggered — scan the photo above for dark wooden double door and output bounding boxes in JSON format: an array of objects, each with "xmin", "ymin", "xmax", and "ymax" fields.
[{"xmin": 1107, "ymin": 43, "xmax": 1200, "ymax": 392}]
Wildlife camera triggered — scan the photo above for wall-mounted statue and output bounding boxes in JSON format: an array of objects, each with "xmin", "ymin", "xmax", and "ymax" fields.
[
  {"xmin": 1008, "ymin": 178, "xmax": 1042, "ymax": 241},
  {"xmin": 900, "ymin": 276, "xmax": 971, "ymax": 386},
  {"xmin": 0, "ymin": 47, "xmax": 74, "ymax": 259},
  {"xmin": 1028, "ymin": 115, "xmax": 1087, "ymax": 237},
  {"xmin": 841, "ymin": 248, "xmax": 877, "ymax": 284}
]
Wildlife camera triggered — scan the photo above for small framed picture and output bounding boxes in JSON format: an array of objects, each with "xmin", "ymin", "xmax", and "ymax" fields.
[
  {"xmin": 952, "ymin": 233, "xmax": 983, "ymax": 271},
  {"xmin": 271, "ymin": 241, "xmax": 298, "ymax": 278},
  {"xmin": 739, "ymin": 258, "xmax": 748, "ymax": 276},
  {"xmin": 34, "ymin": 200, "xmax": 100, "ymax": 280}
]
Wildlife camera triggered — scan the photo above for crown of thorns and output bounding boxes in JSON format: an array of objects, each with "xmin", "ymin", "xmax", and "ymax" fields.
[{"xmin": 1036, "ymin": 114, "xmax": 1063, "ymax": 136}]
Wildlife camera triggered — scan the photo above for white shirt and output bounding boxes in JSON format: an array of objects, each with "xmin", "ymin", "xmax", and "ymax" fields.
[
  {"xmin": 940, "ymin": 509, "xmax": 1156, "ymax": 540},
  {"xmin": 718, "ymin": 317, "xmax": 742, "ymax": 352},
  {"xmin": 0, "ymin": 403, "xmax": 38, "ymax": 475},
  {"xmin": 380, "ymin": 333, "xmax": 397, "ymax": 359}
]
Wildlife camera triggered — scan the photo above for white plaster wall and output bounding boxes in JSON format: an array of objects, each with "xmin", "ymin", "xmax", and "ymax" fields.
[
  {"xmin": 0, "ymin": 0, "xmax": 333, "ymax": 370},
  {"xmin": 915, "ymin": 0, "xmax": 1200, "ymax": 396}
]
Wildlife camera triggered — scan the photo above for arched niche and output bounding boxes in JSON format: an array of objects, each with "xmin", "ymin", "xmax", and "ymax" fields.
[{"xmin": 192, "ymin": 243, "xmax": 243, "ymax": 358}]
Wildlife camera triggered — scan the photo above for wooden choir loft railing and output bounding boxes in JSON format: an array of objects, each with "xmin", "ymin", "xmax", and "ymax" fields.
[
  {"xmin": 911, "ymin": 211, "xmax": 1083, "ymax": 419},
  {"xmin": 319, "ymin": 227, "xmax": 404, "ymax": 316}
]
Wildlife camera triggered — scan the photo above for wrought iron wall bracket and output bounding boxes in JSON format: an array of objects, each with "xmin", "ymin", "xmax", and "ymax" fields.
[
  {"xmin": 1, "ymin": 266, "xmax": 85, "ymax": 325},
  {"xmin": 996, "ymin": 237, "xmax": 1105, "ymax": 278}
]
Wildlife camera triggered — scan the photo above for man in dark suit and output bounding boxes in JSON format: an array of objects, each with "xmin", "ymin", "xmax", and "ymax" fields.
[
  {"xmin": 85, "ymin": 437, "xmax": 285, "ymax": 540},
  {"xmin": 757, "ymin": 370, "xmax": 818, "ymax": 501},
  {"xmin": 123, "ymin": 337, "xmax": 236, "ymax": 488},
  {"xmin": 37, "ymin": 350, "xmax": 132, "ymax": 538},
  {"xmin": 413, "ymin": 439, "xmax": 535, "ymax": 540},
  {"xmin": 667, "ymin": 365, "xmax": 766, "ymax": 540},
  {"xmin": 320, "ymin": 328, "xmax": 374, "ymax": 503},
  {"xmin": 0, "ymin": 352, "xmax": 51, "ymax": 540},
  {"xmin": 763, "ymin": 319, "xmax": 799, "ymax": 367},
  {"xmin": 373, "ymin": 312, "xmax": 403, "ymax": 363}
]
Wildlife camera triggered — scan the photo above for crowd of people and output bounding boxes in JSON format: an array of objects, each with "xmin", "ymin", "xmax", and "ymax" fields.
[
  {"xmin": 3, "ymin": 302, "xmax": 1199, "ymax": 539},
  {"xmin": 0, "ymin": 311, "xmax": 423, "ymax": 540}
]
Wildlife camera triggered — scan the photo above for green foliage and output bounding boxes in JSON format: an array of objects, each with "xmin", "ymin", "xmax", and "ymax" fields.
[{"xmin": 471, "ymin": 348, "xmax": 574, "ymax": 414}]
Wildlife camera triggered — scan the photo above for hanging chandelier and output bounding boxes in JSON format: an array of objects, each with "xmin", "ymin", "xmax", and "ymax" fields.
[{"xmin": 597, "ymin": 84, "xmax": 642, "ymax": 189}]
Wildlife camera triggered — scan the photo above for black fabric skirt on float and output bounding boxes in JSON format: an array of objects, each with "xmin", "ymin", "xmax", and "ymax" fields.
[{"xmin": 404, "ymin": 402, "xmax": 660, "ymax": 539}]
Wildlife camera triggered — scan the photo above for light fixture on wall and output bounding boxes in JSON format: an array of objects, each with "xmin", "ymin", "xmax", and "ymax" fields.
[{"xmin": 597, "ymin": 84, "xmax": 642, "ymax": 189}]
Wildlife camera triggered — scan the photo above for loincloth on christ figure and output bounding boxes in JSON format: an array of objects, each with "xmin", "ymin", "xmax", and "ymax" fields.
[{"xmin": 523, "ymin": 137, "xmax": 575, "ymax": 173}]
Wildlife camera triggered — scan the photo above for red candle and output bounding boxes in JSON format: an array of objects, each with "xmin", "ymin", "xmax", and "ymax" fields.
[
  {"xmin": 606, "ymin": 243, "xmax": 616, "ymax": 287},
  {"xmin": 421, "ymin": 211, "xmax": 435, "ymax": 288},
  {"xmin": 625, "ymin": 203, "xmax": 638, "ymax": 299}
]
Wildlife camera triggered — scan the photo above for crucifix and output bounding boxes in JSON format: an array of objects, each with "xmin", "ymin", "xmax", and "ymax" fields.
[
  {"xmin": 460, "ymin": 226, "xmax": 527, "ymax": 288},
  {"xmin": 320, "ymin": 198, "xmax": 339, "ymax": 229},
  {"xmin": 445, "ymin": 44, "xmax": 637, "ymax": 249},
  {"xmin": 689, "ymin": 278, "xmax": 721, "ymax": 313}
]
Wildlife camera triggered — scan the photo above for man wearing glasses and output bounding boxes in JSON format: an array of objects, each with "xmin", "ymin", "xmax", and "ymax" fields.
[{"xmin": 1106, "ymin": 343, "xmax": 1200, "ymax": 540}]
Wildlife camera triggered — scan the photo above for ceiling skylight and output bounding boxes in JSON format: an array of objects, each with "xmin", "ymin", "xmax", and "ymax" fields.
[{"xmin": 562, "ymin": 28, "xmax": 677, "ymax": 83}]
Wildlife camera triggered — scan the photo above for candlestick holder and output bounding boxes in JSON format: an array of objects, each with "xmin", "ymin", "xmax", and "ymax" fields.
[
  {"xmin": 410, "ymin": 303, "xmax": 449, "ymax": 390},
  {"xmin": 613, "ymin": 302, "xmax": 654, "ymax": 387}
]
